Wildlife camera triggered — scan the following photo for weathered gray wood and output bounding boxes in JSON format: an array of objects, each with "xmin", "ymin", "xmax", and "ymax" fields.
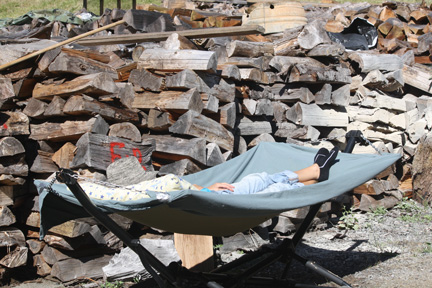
[
  {"xmin": 208, "ymin": 78, "xmax": 236, "ymax": 103},
  {"xmin": 0, "ymin": 112, "xmax": 30, "ymax": 137},
  {"xmin": 275, "ymin": 122, "xmax": 320, "ymax": 141},
  {"xmin": 33, "ymin": 254, "xmax": 51, "ymax": 276},
  {"xmin": 226, "ymin": 40, "xmax": 274, "ymax": 57},
  {"xmin": 71, "ymin": 132, "xmax": 155, "ymax": 172},
  {"xmin": 138, "ymin": 49, "xmax": 217, "ymax": 71},
  {"xmin": 43, "ymin": 96, "xmax": 66, "ymax": 117},
  {"xmin": 217, "ymin": 64, "xmax": 241, "ymax": 81},
  {"xmin": 99, "ymin": 82, "xmax": 135, "ymax": 110},
  {"xmin": 202, "ymin": 94, "xmax": 219, "ymax": 114},
  {"xmin": 169, "ymin": 110, "xmax": 234, "ymax": 151},
  {"xmin": 331, "ymin": 84, "xmax": 350, "ymax": 107},
  {"xmin": 272, "ymin": 102, "xmax": 289, "ymax": 123},
  {"xmin": 219, "ymin": 102, "xmax": 237, "ymax": 129},
  {"xmin": 286, "ymin": 103, "xmax": 349, "ymax": 127},
  {"xmin": 51, "ymin": 255, "xmax": 112, "ymax": 282},
  {"xmin": 30, "ymin": 150, "xmax": 58, "ymax": 174},
  {"xmin": 272, "ymin": 86, "xmax": 314, "ymax": 104},
  {"xmin": 0, "ymin": 154, "xmax": 28, "ymax": 176},
  {"xmin": 269, "ymin": 56, "xmax": 325, "ymax": 74},
  {"xmin": 109, "ymin": 122, "xmax": 141, "ymax": 142},
  {"xmin": 143, "ymin": 134, "xmax": 206, "ymax": 165},
  {"xmin": 0, "ymin": 78, "xmax": 15, "ymax": 104},
  {"xmin": 315, "ymin": 83, "xmax": 332, "ymax": 105},
  {"xmin": 307, "ymin": 43, "xmax": 345, "ymax": 57},
  {"xmin": 0, "ymin": 206, "xmax": 16, "ymax": 226},
  {"xmin": 349, "ymin": 52, "xmax": 404, "ymax": 72},
  {"xmin": 242, "ymin": 99, "xmax": 257, "ymax": 116},
  {"xmin": 63, "ymin": 95, "xmax": 139, "ymax": 122},
  {"xmin": 147, "ymin": 109, "xmax": 175, "ymax": 131},
  {"xmin": 23, "ymin": 98, "xmax": 48, "ymax": 119},
  {"xmin": 48, "ymin": 51, "xmax": 118, "ymax": 78},
  {"xmin": 0, "ymin": 227, "xmax": 26, "ymax": 247},
  {"xmin": 0, "ymin": 186, "xmax": 26, "ymax": 206},
  {"xmin": 298, "ymin": 19, "xmax": 332, "ymax": 50},
  {"xmin": 239, "ymin": 68, "xmax": 262, "ymax": 82},
  {"xmin": 412, "ymin": 132, "xmax": 432, "ymax": 204},
  {"xmin": 206, "ymin": 142, "xmax": 224, "ymax": 167},
  {"xmin": 30, "ymin": 115, "xmax": 109, "ymax": 142},
  {"xmin": 13, "ymin": 78, "xmax": 37, "ymax": 99},
  {"xmin": 158, "ymin": 158, "xmax": 201, "ymax": 176},
  {"xmin": 133, "ymin": 88, "xmax": 203, "ymax": 113},
  {"xmin": 0, "ymin": 246, "xmax": 28, "ymax": 268},
  {"xmin": 255, "ymin": 99, "xmax": 274, "ymax": 116},
  {"xmin": 0, "ymin": 137, "xmax": 24, "ymax": 157},
  {"xmin": 225, "ymin": 57, "xmax": 264, "ymax": 69},
  {"xmin": 32, "ymin": 72, "xmax": 119, "ymax": 100},
  {"xmin": 238, "ymin": 118, "xmax": 272, "ymax": 136},
  {"xmin": 402, "ymin": 63, "xmax": 432, "ymax": 94},
  {"xmin": 26, "ymin": 239, "xmax": 46, "ymax": 254},
  {"xmin": 106, "ymin": 156, "xmax": 150, "ymax": 185},
  {"xmin": 129, "ymin": 69, "xmax": 164, "ymax": 92},
  {"xmin": 247, "ymin": 133, "xmax": 275, "ymax": 148},
  {"xmin": 165, "ymin": 69, "xmax": 220, "ymax": 93},
  {"xmin": 289, "ymin": 64, "xmax": 351, "ymax": 84}
]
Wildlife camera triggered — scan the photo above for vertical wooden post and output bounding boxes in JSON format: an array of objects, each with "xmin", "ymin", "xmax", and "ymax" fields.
[
  {"xmin": 174, "ymin": 233, "xmax": 214, "ymax": 272},
  {"xmin": 83, "ymin": 0, "xmax": 88, "ymax": 10},
  {"xmin": 132, "ymin": 0, "xmax": 136, "ymax": 9},
  {"xmin": 117, "ymin": 0, "xmax": 121, "ymax": 8},
  {"xmin": 100, "ymin": 0, "xmax": 104, "ymax": 15}
]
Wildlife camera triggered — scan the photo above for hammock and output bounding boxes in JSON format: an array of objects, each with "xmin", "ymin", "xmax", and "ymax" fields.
[{"xmin": 35, "ymin": 142, "xmax": 400, "ymax": 238}]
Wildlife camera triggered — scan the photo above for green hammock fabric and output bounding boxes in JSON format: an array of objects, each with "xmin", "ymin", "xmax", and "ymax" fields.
[{"xmin": 35, "ymin": 142, "xmax": 400, "ymax": 237}]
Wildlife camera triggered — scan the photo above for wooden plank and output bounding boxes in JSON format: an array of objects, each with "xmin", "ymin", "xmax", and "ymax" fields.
[
  {"xmin": 174, "ymin": 233, "xmax": 214, "ymax": 271},
  {"xmin": 76, "ymin": 25, "xmax": 265, "ymax": 46}
]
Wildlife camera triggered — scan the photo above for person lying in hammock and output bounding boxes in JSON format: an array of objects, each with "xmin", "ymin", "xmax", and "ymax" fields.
[{"xmin": 81, "ymin": 147, "xmax": 339, "ymax": 202}]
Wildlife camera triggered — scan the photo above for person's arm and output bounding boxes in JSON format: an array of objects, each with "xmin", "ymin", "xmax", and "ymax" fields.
[{"xmin": 193, "ymin": 183, "xmax": 235, "ymax": 192}]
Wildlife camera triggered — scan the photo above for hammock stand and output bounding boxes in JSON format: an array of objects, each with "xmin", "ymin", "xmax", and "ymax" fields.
[{"xmin": 46, "ymin": 131, "xmax": 392, "ymax": 288}]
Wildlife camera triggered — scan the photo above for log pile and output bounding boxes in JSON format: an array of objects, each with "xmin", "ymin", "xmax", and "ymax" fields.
[{"xmin": 0, "ymin": 0, "xmax": 431, "ymax": 283}]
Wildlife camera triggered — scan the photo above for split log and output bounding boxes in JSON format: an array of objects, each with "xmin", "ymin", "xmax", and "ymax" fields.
[
  {"xmin": 0, "ymin": 206, "xmax": 16, "ymax": 226},
  {"xmin": 219, "ymin": 102, "xmax": 237, "ymax": 129},
  {"xmin": 147, "ymin": 109, "xmax": 175, "ymax": 131},
  {"xmin": 133, "ymin": 88, "xmax": 204, "ymax": 114},
  {"xmin": 255, "ymin": 99, "xmax": 274, "ymax": 116},
  {"xmin": 289, "ymin": 64, "xmax": 351, "ymax": 84},
  {"xmin": 226, "ymin": 40, "xmax": 274, "ymax": 57},
  {"xmin": 0, "ymin": 246, "xmax": 28, "ymax": 268},
  {"xmin": 63, "ymin": 95, "xmax": 139, "ymax": 122},
  {"xmin": 33, "ymin": 254, "xmax": 51, "ymax": 276},
  {"xmin": 0, "ymin": 155, "xmax": 28, "ymax": 177},
  {"xmin": 158, "ymin": 158, "xmax": 201, "ymax": 176},
  {"xmin": 348, "ymin": 52, "xmax": 404, "ymax": 72},
  {"xmin": 99, "ymin": 82, "xmax": 136, "ymax": 110},
  {"xmin": 50, "ymin": 255, "xmax": 112, "ymax": 282},
  {"xmin": 29, "ymin": 115, "xmax": 109, "ymax": 142},
  {"xmin": 0, "ymin": 112, "xmax": 30, "ymax": 137},
  {"xmin": 217, "ymin": 64, "xmax": 241, "ymax": 81},
  {"xmin": 30, "ymin": 151, "xmax": 58, "ymax": 173},
  {"xmin": 357, "ymin": 193, "xmax": 400, "ymax": 212},
  {"xmin": 242, "ymin": 99, "xmax": 257, "ymax": 116},
  {"xmin": 23, "ymin": 98, "xmax": 48, "ymax": 119},
  {"xmin": 202, "ymin": 94, "xmax": 219, "ymax": 114},
  {"xmin": 122, "ymin": 9, "xmax": 175, "ymax": 32},
  {"xmin": 106, "ymin": 156, "xmax": 149, "ymax": 185},
  {"xmin": 128, "ymin": 69, "xmax": 164, "ymax": 92},
  {"xmin": 32, "ymin": 72, "xmax": 119, "ymax": 100},
  {"xmin": 43, "ymin": 226, "xmax": 106, "ymax": 251},
  {"xmin": 269, "ymin": 56, "xmax": 326, "ymax": 74},
  {"xmin": 51, "ymin": 142, "xmax": 76, "ymax": 169},
  {"xmin": 239, "ymin": 68, "xmax": 262, "ymax": 82},
  {"xmin": 13, "ymin": 78, "xmax": 37, "ymax": 99},
  {"xmin": 271, "ymin": 86, "xmax": 314, "ymax": 104},
  {"xmin": 47, "ymin": 51, "xmax": 118, "ymax": 78},
  {"xmin": 164, "ymin": 33, "xmax": 200, "ymax": 50},
  {"xmin": 402, "ymin": 64, "xmax": 432, "ymax": 94},
  {"xmin": 314, "ymin": 83, "xmax": 332, "ymax": 105},
  {"xmin": 412, "ymin": 132, "xmax": 432, "ymax": 204},
  {"xmin": 0, "ymin": 78, "xmax": 15, "ymax": 103},
  {"xmin": 143, "ymin": 134, "xmax": 206, "ymax": 165},
  {"xmin": 0, "ymin": 186, "xmax": 26, "ymax": 206},
  {"xmin": 275, "ymin": 123, "xmax": 319, "ymax": 141},
  {"xmin": 43, "ymin": 96, "xmax": 66, "ymax": 117},
  {"xmin": 109, "ymin": 122, "xmax": 141, "ymax": 142},
  {"xmin": 48, "ymin": 219, "xmax": 93, "ymax": 238},
  {"xmin": 165, "ymin": 69, "xmax": 214, "ymax": 93},
  {"xmin": 138, "ymin": 49, "xmax": 217, "ymax": 71},
  {"xmin": 247, "ymin": 133, "xmax": 275, "ymax": 148},
  {"xmin": 26, "ymin": 239, "xmax": 46, "ymax": 254},
  {"xmin": 206, "ymin": 143, "xmax": 224, "ymax": 167},
  {"xmin": 208, "ymin": 78, "xmax": 236, "ymax": 103},
  {"xmin": 0, "ymin": 227, "xmax": 26, "ymax": 247},
  {"xmin": 71, "ymin": 132, "xmax": 155, "ymax": 172},
  {"xmin": 169, "ymin": 110, "xmax": 234, "ymax": 151},
  {"xmin": 238, "ymin": 118, "xmax": 272, "ymax": 136},
  {"xmin": 224, "ymin": 56, "xmax": 265, "ymax": 69},
  {"xmin": 286, "ymin": 103, "xmax": 349, "ymax": 127},
  {"xmin": 0, "ymin": 137, "xmax": 25, "ymax": 157}
]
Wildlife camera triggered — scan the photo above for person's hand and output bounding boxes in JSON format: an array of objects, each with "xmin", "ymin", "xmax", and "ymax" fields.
[{"xmin": 207, "ymin": 183, "xmax": 235, "ymax": 192}]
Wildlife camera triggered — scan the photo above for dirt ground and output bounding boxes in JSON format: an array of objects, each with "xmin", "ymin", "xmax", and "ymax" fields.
[
  {"xmin": 263, "ymin": 198, "xmax": 432, "ymax": 288},
  {"xmin": 8, "ymin": 198, "xmax": 432, "ymax": 288}
]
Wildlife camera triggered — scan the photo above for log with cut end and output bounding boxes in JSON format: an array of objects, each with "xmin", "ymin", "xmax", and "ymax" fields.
[
  {"xmin": 138, "ymin": 49, "xmax": 217, "ymax": 71},
  {"xmin": 286, "ymin": 103, "xmax": 348, "ymax": 127}
]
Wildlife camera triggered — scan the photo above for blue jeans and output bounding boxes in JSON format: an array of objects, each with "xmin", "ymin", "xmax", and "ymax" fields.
[{"xmin": 214, "ymin": 170, "xmax": 304, "ymax": 195}]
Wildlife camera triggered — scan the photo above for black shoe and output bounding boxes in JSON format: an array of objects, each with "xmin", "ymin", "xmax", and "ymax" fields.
[
  {"xmin": 314, "ymin": 148, "xmax": 329, "ymax": 166},
  {"xmin": 317, "ymin": 147, "xmax": 339, "ymax": 182}
]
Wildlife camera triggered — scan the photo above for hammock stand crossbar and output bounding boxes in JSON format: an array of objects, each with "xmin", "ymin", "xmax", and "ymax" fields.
[{"xmin": 53, "ymin": 131, "xmax": 369, "ymax": 288}]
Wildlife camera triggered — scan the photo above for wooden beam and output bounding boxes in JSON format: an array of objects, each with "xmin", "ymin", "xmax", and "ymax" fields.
[{"xmin": 76, "ymin": 25, "xmax": 265, "ymax": 46}]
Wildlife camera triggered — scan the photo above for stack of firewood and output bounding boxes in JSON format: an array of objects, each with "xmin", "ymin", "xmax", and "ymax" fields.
[{"xmin": 0, "ymin": 0, "xmax": 430, "ymax": 283}]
